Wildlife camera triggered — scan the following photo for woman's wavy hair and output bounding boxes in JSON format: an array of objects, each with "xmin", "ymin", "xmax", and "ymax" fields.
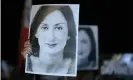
[
  {"xmin": 79, "ymin": 27, "xmax": 97, "ymax": 67},
  {"xmin": 27, "ymin": 5, "xmax": 77, "ymax": 71}
]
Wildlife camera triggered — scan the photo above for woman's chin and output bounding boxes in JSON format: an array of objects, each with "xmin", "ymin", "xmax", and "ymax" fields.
[
  {"xmin": 45, "ymin": 50, "xmax": 62, "ymax": 54},
  {"xmin": 46, "ymin": 47, "xmax": 64, "ymax": 53},
  {"xmin": 48, "ymin": 52, "xmax": 59, "ymax": 54},
  {"xmin": 77, "ymin": 63, "xmax": 82, "ymax": 67}
]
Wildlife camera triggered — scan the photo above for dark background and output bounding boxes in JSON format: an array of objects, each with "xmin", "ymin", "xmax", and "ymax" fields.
[{"xmin": 1, "ymin": 0, "xmax": 130, "ymax": 72}]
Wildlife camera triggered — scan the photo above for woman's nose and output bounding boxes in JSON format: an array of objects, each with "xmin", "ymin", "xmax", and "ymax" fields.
[
  {"xmin": 48, "ymin": 29, "xmax": 56, "ymax": 42},
  {"xmin": 78, "ymin": 42, "xmax": 83, "ymax": 52}
]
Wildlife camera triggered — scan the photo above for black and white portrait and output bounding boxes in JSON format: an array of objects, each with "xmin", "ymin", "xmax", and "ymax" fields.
[
  {"xmin": 78, "ymin": 25, "xmax": 98, "ymax": 70},
  {"xmin": 25, "ymin": 4, "xmax": 79, "ymax": 76}
]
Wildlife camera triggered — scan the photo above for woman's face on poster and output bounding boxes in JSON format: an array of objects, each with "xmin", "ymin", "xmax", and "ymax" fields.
[
  {"xmin": 35, "ymin": 10, "xmax": 69, "ymax": 54},
  {"xmin": 78, "ymin": 30, "xmax": 91, "ymax": 64}
]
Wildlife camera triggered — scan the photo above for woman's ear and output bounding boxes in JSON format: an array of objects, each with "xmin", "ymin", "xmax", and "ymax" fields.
[
  {"xmin": 35, "ymin": 33, "xmax": 39, "ymax": 38},
  {"xmin": 67, "ymin": 36, "xmax": 70, "ymax": 40}
]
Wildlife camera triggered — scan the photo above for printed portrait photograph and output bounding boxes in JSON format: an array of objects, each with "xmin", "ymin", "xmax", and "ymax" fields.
[
  {"xmin": 25, "ymin": 4, "xmax": 79, "ymax": 76},
  {"xmin": 78, "ymin": 25, "xmax": 98, "ymax": 71}
]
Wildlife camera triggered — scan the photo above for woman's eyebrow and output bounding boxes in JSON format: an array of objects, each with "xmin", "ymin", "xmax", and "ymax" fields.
[
  {"xmin": 40, "ymin": 23, "xmax": 47, "ymax": 25},
  {"xmin": 55, "ymin": 23, "xmax": 66, "ymax": 25},
  {"xmin": 40, "ymin": 23, "xmax": 65, "ymax": 25}
]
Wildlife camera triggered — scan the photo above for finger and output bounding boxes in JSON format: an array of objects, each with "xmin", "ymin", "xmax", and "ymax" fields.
[
  {"xmin": 27, "ymin": 40, "xmax": 30, "ymax": 45},
  {"xmin": 24, "ymin": 47, "xmax": 31, "ymax": 51},
  {"xmin": 23, "ymin": 50, "xmax": 31, "ymax": 56},
  {"xmin": 21, "ymin": 51, "xmax": 27, "ymax": 59},
  {"xmin": 25, "ymin": 47, "xmax": 31, "ymax": 50},
  {"xmin": 23, "ymin": 53, "xmax": 26, "ymax": 59},
  {"xmin": 29, "ymin": 49, "xmax": 33, "ymax": 53},
  {"xmin": 25, "ymin": 41, "xmax": 30, "ymax": 45},
  {"xmin": 23, "ymin": 48, "xmax": 28, "ymax": 52},
  {"xmin": 26, "ymin": 47, "xmax": 32, "ymax": 53},
  {"xmin": 21, "ymin": 51, "xmax": 26, "ymax": 58},
  {"xmin": 26, "ymin": 50, "xmax": 31, "ymax": 54},
  {"xmin": 24, "ymin": 40, "xmax": 31, "ymax": 46},
  {"xmin": 24, "ymin": 41, "xmax": 29, "ymax": 46},
  {"xmin": 25, "ymin": 45, "xmax": 32, "ymax": 50},
  {"xmin": 22, "ymin": 50, "xmax": 27, "ymax": 55},
  {"xmin": 24, "ymin": 43, "xmax": 32, "ymax": 48},
  {"xmin": 27, "ymin": 48, "xmax": 32, "ymax": 53}
]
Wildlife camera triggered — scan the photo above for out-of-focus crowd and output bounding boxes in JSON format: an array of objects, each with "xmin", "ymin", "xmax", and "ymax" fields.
[
  {"xmin": 101, "ymin": 54, "xmax": 133, "ymax": 75},
  {"xmin": 1, "ymin": 60, "xmax": 16, "ymax": 80}
]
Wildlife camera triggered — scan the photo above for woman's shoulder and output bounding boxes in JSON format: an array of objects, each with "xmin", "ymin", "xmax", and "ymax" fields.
[
  {"xmin": 63, "ymin": 58, "xmax": 72, "ymax": 65},
  {"xmin": 65, "ymin": 58, "xmax": 76, "ymax": 74}
]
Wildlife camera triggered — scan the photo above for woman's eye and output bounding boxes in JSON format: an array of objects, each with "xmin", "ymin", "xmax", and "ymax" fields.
[
  {"xmin": 55, "ymin": 26, "xmax": 63, "ymax": 30},
  {"xmin": 81, "ymin": 40, "xmax": 87, "ymax": 44},
  {"xmin": 41, "ymin": 25, "xmax": 48, "ymax": 30}
]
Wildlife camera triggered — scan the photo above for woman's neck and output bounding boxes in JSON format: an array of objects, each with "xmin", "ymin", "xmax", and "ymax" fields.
[
  {"xmin": 78, "ymin": 57, "xmax": 89, "ymax": 68},
  {"xmin": 39, "ymin": 49, "xmax": 64, "ymax": 67}
]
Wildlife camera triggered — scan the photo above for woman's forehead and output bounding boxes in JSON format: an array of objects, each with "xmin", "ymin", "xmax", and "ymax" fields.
[
  {"xmin": 79, "ymin": 30, "xmax": 89, "ymax": 39},
  {"xmin": 41, "ymin": 10, "xmax": 67, "ymax": 24}
]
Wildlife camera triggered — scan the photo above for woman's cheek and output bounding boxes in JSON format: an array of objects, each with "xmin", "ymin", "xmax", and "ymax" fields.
[
  {"xmin": 38, "ymin": 32, "xmax": 47, "ymax": 44},
  {"xmin": 56, "ymin": 32, "xmax": 68, "ymax": 40},
  {"xmin": 38, "ymin": 31, "xmax": 47, "ymax": 38}
]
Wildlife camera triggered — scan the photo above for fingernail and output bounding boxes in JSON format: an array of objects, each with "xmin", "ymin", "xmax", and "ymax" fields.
[{"xmin": 30, "ymin": 50, "xmax": 33, "ymax": 53}]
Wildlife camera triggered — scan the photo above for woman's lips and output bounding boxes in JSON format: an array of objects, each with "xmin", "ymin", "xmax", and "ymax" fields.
[{"xmin": 46, "ymin": 43, "xmax": 57, "ymax": 48}]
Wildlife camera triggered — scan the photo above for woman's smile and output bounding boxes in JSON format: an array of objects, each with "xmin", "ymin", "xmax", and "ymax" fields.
[{"xmin": 45, "ymin": 43, "xmax": 58, "ymax": 48}]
